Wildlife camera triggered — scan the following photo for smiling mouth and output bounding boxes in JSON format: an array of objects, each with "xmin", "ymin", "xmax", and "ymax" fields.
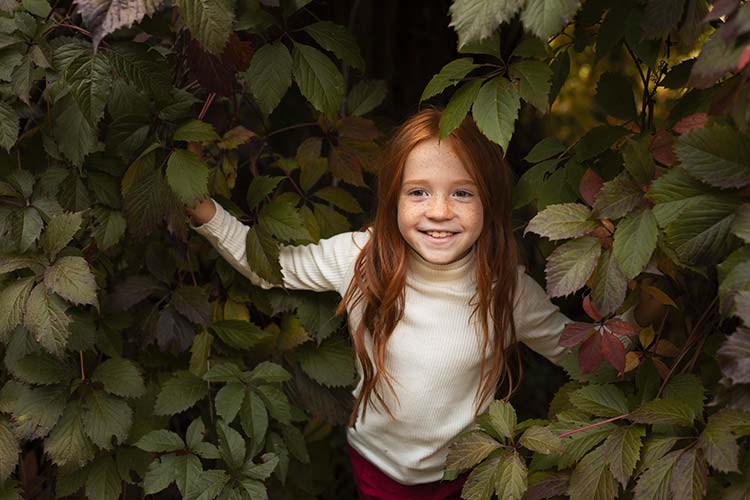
[{"xmin": 420, "ymin": 230, "xmax": 457, "ymax": 238}]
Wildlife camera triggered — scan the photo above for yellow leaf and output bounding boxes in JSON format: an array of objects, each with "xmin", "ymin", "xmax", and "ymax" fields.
[
  {"xmin": 639, "ymin": 326, "xmax": 655, "ymax": 349},
  {"xmin": 223, "ymin": 299, "xmax": 249, "ymax": 321},
  {"xmin": 640, "ymin": 284, "xmax": 677, "ymax": 307},
  {"xmin": 625, "ymin": 351, "xmax": 641, "ymax": 372}
]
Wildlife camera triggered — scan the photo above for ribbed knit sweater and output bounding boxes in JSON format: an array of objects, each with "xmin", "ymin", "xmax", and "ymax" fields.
[{"xmin": 190, "ymin": 198, "xmax": 626, "ymax": 485}]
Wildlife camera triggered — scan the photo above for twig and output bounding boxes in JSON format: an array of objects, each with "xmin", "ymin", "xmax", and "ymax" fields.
[
  {"xmin": 263, "ymin": 122, "xmax": 319, "ymax": 139},
  {"xmin": 79, "ymin": 352, "xmax": 85, "ymax": 382},
  {"xmin": 558, "ymin": 413, "xmax": 631, "ymax": 439},
  {"xmin": 198, "ymin": 92, "xmax": 216, "ymax": 120}
]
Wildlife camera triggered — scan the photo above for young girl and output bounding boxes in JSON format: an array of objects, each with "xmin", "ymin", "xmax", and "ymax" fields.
[{"xmin": 187, "ymin": 109, "xmax": 649, "ymax": 500}]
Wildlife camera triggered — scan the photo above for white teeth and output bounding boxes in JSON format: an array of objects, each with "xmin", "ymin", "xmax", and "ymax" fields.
[{"xmin": 426, "ymin": 231, "xmax": 452, "ymax": 238}]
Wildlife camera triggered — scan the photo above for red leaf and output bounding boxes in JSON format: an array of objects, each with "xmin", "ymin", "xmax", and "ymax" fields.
[
  {"xmin": 187, "ymin": 33, "xmax": 254, "ymax": 96},
  {"xmin": 738, "ymin": 47, "xmax": 750, "ymax": 72},
  {"xmin": 579, "ymin": 333, "xmax": 604, "ymax": 374},
  {"xmin": 583, "ymin": 294, "xmax": 602, "ymax": 321},
  {"xmin": 673, "ymin": 113, "xmax": 709, "ymax": 134},
  {"xmin": 560, "ymin": 322, "xmax": 596, "ymax": 347},
  {"xmin": 601, "ymin": 332, "xmax": 626, "ymax": 373},
  {"xmin": 604, "ymin": 318, "xmax": 640, "ymax": 336},
  {"xmin": 650, "ymin": 130, "xmax": 677, "ymax": 166},
  {"xmin": 579, "ymin": 168, "xmax": 604, "ymax": 207},
  {"xmin": 653, "ymin": 339, "xmax": 681, "ymax": 357}
]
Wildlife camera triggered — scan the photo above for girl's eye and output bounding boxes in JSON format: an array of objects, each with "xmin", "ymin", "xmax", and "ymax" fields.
[
  {"xmin": 409, "ymin": 189, "xmax": 426, "ymax": 196},
  {"xmin": 454, "ymin": 190, "xmax": 473, "ymax": 198}
]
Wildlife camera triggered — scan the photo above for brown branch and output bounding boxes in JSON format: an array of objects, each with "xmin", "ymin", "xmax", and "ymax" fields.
[
  {"xmin": 558, "ymin": 413, "xmax": 631, "ymax": 439},
  {"xmin": 79, "ymin": 351, "xmax": 85, "ymax": 382}
]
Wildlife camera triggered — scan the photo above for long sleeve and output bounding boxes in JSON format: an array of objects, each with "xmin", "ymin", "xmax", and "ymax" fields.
[
  {"xmin": 189, "ymin": 198, "xmax": 368, "ymax": 294},
  {"xmin": 513, "ymin": 267, "xmax": 637, "ymax": 365}
]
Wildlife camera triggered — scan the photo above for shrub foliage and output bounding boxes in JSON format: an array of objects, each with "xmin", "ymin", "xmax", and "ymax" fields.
[{"xmin": 0, "ymin": 0, "xmax": 747, "ymax": 499}]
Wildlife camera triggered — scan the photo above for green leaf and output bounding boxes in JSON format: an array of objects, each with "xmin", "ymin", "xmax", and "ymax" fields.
[
  {"xmin": 44, "ymin": 255, "xmax": 98, "ymax": 307},
  {"xmin": 670, "ymin": 448, "xmax": 707, "ymax": 500},
  {"xmin": 569, "ymin": 384, "xmax": 629, "ymax": 417},
  {"xmin": 663, "ymin": 195, "xmax": 738, "ymax": 263},
  {"xmin": 175, "ymin": 0, "xmax": 234, "ymax": 55},
  {"xmin": 186, "ymin": 417, "xmax": 205, "ymax": 450},
  {"xmin": 81, "ymin": 390, "xmax": 132, "ymax": 449},
  {"xmin": 633, "ymin": 450, "xmax": 680, "ymax": 500},
  {"xmin": 461, "ymin": 454, "xmax": 501, "ymax": 500},
  {"xmin": 215, "ymin": 382, "xmax": 245, "ymax": 423},
  {"xmin": 11, "ymin": 384, "xmax": 67, "ymax": 440},
  {"xmin": 291, "ymin": 42, "xmax": 344, "ymax": 118},
  {"xmin": 281, "ymin": 424, "xmax": 309, "ymax": 463},
  {"xmin": 135, "ymin": 429, "xmax": 186, "ymax": 453},
  {"xmin": 699, "ymin": 422, "xmax": 739, "ymax": 473},
  {"xmin": 472, "ymin": 76, "xmax": 520, "ymax": 152},
  {"xmin": 246, "ymin": 175, "xmax": 284, "ymax": 211},
  {"xmin": 185, "ymin": 469, "xmax": 229, "ymax": 500},
  {"xmin": 567, "ymin": 445, "xmax": 618, "ymax": 500},
  {"xmin": 622, "ymin": 137, "xmax": 656, "ymax": 185},
  {"xmin": 313, "ymin": 186, "xmax": 363, "ymax": 213},
  {"xmin": 243, "ymin": 41, "xmax": 292, "ymax": 116},
  {"xmin": 297, "ymin": 337, "xmax": 355, "ymax": 387},
  {"xmin": 174, "ymin": 120, "xmax": 220, "ymax": 142},
  {"xmin": 574, "ymin": 125, "xmax": 629, "ymax": 162},
  {"xmin": 488, "ymin": 400, "xmax": 516, "ymax": 440},
  {"xmin": 647, "ymin": 167, "xmax": 719, "ymax": 227},
  {"xmin": 636, "ymin": 436, "xmax": 678, "ymax": 476},
  {"xmin": 612, "ymin": 207, "xmax": 658, "ymax": 279},
  {"xmin": 246, "ymin": 225, "xmax": 283, "ymax": 284},
  {"xmin": 142, "ymin": 454, "xmax": 176, "ymax": 495},
  {"xmin": 41, "ymin": 212, "xmax": 83, "ymax": 258},
  {"xmin": 601, "ymin": 425, "xmax": 645, "ymax": 487},
  {"xmin": 51, "ymin": 92, "xmax": 100, "ymax": 167},
  {"xmin": 19, "ymin": 207, "xmax": 43, "ymax": 253},
  {"xmin": 217, "ymin": 420, "xmax": 246, "ymax": 470},
  {"xmin": 211, "ymin": 320, "xmax": 272, "ymax": 350},
  {"xmin": 189, "ymin": 330, "xmax": 212, "ymax": 377},
  {"xmin": 166, "ymin": 149, "xmax": 209, "ymax": 207},
  {"xmin": 154, "ymin": 371, "xmax": 209, "ymax": 415},
  {"xmin": 256, "ymin": 385, "xmax": 291, "ymax": 425},
  {"xmin": 439, "ymin": 78, "xmax": 484, "ymax": 139},
  {"xmin": 24, "ymin": 283, "xmax": 71, "ymax": 356},
  {"xmin": 545, "ymin": 237, "xmax": 601, "ymax": 297},
  {"xmin": 172, "ymin": 286, "xmax": 210, "ymax": 325},
  {"xmin": 520, "ymin": 0, "xmax": 580, "ymax": 40},
  {"xmin": 494, "ymin": 451, "xmax": 527, "ymax": 500},
  {"xmin": 519, "ymin": 426, "xmax": 563, "ymax": 455},
  {"xmin": 303, "ymin": 21, "xmax": 364, "ymax": 70},
  {"xmin": 85, "ymin": 455, "xmax": 121, "ymax": 500},
  {"xmin": 449, "ymin": 0, "xmax": 522, "ymax": 49},
  {"xmin": 65, "ymin": 51, "xmax": 113, "ymax": 126},
  {"xmin": 592, "ymin": 173, "xmax": 643, "ymax": 220},
  {"xmin": 460, "ymin": 31, "xmax": 502, "ymax": 58},
  {"xmin": 630, "ymin": 398, "xmax": 695, "ymax": 427},
  {"xmin": 121, "ymin": 150, "xmax": 165, "ymax": 239},
  {"xmin": 243, "ymin": 452, "xmax": 279, "ymax": 480},
  {"xmin": 91, "ymin": 358, "xmax": 146, "ymax": 398},
  {"xmin": 0, "ymin": 420, "xmax": 18, "ymax": 482},
  {"xmin": 662, "ymin": 374, "xmax": 704, "ymax": 421},
  {"xmin": 0, "ymin": 101, "xmax": 18, "ymax": 151},
  {"xmin": 0, "ymin": 276, "xmax": 35, "ymax": 337},
  {"xmin": 444, "ymin": 431, "xmax": 501, "ymax": 473},
  {"xmin": 641, "ymin": 0, "xmax": 687, "ymax": 39},
  {"xmin": 509, "ymin": 59, "xmax": 552, "ymax": 112},
  {"xmin": 733, "ymin": 204, "xmax": 750, "ymax": 243},
  {"xmin": 246, "ymin": 361, "xmax": 292, "ymax": 384},
  {"xmin": 347, "ymin": 79, "xmax": 387, "ymax": 116},
  {"xmin": 525, "ymin": 203, "xmax": 599, "ymax": 240},
  {"xmin": 421, "ymin": 58, "xmax": 479, "ymax": 102},
  {"xmin": 74, "ymin": 0, "xmax": 163, "ymax": 50},
  {"xmin": 44, "ymin": 400, "xmax": 96, "ymax": 468},
  {"xmin": 173, "ymin": 454, "xmax": 202, "ymax": 497},
  {"xmin": 674, "ymin": 124, "xmax": 750, "ymax": 189},
  {"xmin": 240, "ymin": 391, "xmax": 268, "ymax": 457},
  {"xmin": 595, "ymin": 72, "xmax": 637, "ymax": 121},
  {"xmin": 258, "ymin": 200, "xmax": 311, "ymax": 242},
  {"xmin": 591, "ymin": 249, "xmax": 627, "ymax": 317},
  {"xmin": 524, "ymin": 137, "xmax": 565, "ymax": 163}
]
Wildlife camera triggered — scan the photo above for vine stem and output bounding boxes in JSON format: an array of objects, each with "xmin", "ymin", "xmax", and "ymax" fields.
[
  {"xmin": 655, "ymin": 295, "xmax": 718, "ymax": 398},
  {"xmin": 263, "ymin": 122, "xmax": 319, "ymax": 139},
  {"xmin": 79, "ymin": 351, "xmax": 85, "ymax": 382},
  {"xmin": 558, "ymin": 413, "xmax": 631, "ymax": 439},
  {"xmin": 198, "ymin": 92, "xmax": 216, "ymax": 120}
]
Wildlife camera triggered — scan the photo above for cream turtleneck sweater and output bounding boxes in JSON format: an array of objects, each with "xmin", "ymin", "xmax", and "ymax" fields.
[{"xmin": 190, "ymin": 198, "xmax": 614, "ymax": 484}]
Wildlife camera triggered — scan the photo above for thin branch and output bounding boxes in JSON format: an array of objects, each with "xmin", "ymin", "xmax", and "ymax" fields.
[
  {"xmin": 79, "ymin": 352, "xmax": 85, "ymax": 382},
  {"xmin": 263, "ymin": 122, "xmax": 319, "ymax": 139},
  {"xmin": 198, "ymin": 92, "xmax": 216, "ymax": 120},
  {"xmin": 558, "ymin": 413, "xmax": 631, "ymax": 439}
]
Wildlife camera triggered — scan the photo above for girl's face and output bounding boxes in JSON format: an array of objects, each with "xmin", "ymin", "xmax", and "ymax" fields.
[{"xmin": 397, "ymin": 137, "xmax": 484, "ymax": 265}]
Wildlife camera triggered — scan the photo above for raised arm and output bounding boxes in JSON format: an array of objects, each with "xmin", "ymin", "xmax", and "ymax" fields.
[{"xmin": 187, "ymin": 198, "xmax": 368, "ymax": 294}]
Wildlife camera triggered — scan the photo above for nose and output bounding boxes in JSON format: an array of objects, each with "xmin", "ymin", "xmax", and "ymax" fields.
[{"xmin": 426, "ymin": 196, "xmax": 453, "ymax": 220}]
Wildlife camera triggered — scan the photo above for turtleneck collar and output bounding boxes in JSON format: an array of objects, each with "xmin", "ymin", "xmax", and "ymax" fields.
[{"xmin": 406, "ymin": 246, "xmax": 477, "ymax": 284}]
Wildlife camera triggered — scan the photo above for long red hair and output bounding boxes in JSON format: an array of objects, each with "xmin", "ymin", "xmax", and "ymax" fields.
[{"xmin": 337, "ymin": 108, "xmax": 521, "ymax": 427}]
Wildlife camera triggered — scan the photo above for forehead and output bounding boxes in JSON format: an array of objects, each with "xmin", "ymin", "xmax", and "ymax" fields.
[{"xmin": 401, "ymin": 138, "xmax": 474, "ymax": 183}]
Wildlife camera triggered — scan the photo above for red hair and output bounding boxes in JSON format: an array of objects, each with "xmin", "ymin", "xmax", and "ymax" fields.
[{"xmin": 337, "ymin": 108, "xmax": 521, "ymax": 427}]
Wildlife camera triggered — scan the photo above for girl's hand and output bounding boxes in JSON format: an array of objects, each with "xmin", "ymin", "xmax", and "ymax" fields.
[
  {"xmin": 186, "ymin": 197, "xmax": 216, "ymax": 226},
  {"xmin": 633, "ymin": 278, "xmax": 668, "ymax": 327}
]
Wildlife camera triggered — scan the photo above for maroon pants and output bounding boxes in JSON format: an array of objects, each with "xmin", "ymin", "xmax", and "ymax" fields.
[{"xmin": 347, "ymin": 444, "xmax": 469, "ymax": 500}]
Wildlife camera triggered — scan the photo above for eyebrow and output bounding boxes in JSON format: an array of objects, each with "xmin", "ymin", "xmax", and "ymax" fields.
[{"xmin": 401, "ymin": 178, "xmax": 476, "ymax": 187}]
